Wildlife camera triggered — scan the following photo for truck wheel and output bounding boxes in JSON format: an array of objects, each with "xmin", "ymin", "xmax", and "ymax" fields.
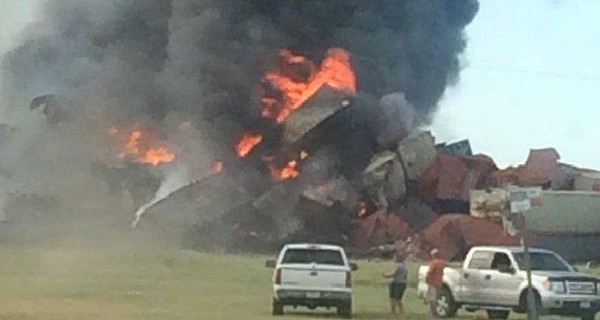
[
  {"xmin": 518, "ymin": 290, "xmax": 544, "ymax": 315},
  {"xmin": 337, "ymin": 301, "xmax": 352, "ymax": 319},
  {"xmin": 431, "ymin": 287, "xmax": 458, "ymax": 318},
  {"xmin": 272, "ymin": 298, "xmax": 284, "ymax": 316},
  {"xmin": 487, "ymin": 310, "xmax": 510, "ymax": 320}
]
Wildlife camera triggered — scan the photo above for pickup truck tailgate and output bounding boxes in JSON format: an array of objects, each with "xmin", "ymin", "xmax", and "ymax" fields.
[{"xmin": 281, "ymin": 264, "xmax": 348, "ymax": 290}]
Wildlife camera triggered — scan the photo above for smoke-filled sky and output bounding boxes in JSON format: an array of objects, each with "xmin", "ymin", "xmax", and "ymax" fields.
[{"xmin": 1, "ymin": 0, "xmax": 599, "ymax": 170}]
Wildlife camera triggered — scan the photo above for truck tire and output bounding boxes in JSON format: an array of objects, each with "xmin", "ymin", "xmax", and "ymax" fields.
[
  {"xmin": 518, "ymin": 290, "xmax": 544, "ymax": 315},
  {"xmin": 272, "ymin": 298, "xmax": 284, "ymax": 316},
  {"xmin": 487, "ymin": 310, "xmax": 510, "ymax": 320},
  {"xmin": 337, "ymin": 301, "xmax": 352, "ymax": 319},
  {"xmin": 431, "ymin": 286, "xmax": 458, "ymax": 318}
]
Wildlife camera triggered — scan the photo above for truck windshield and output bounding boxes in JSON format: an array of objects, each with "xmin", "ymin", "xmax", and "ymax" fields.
[
  {"xmin": 513, "ymin": 252, "xmax": 570, "ymax": 271},
  {"xmin": 281, "ymin": 249, "xmax": 345, "ymax": 266}
]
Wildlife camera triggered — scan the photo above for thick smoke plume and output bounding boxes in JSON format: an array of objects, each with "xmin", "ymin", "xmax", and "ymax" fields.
[{"xmin": 0, "ymin": 0, "xmax": 479, "ymax": 246}]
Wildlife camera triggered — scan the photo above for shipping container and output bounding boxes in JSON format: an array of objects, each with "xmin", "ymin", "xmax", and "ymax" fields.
[
  {"xmin": 525, "ymin": 191, "xmax": 600, "ymax": 261},
  {"xmin": 526, "ymin": 191, "xmax": 600, "ymax": 234}
]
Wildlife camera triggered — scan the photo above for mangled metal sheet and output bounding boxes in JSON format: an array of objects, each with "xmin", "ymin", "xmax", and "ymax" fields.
[
  {"xmin": 301, "ymin": 176, "xmax": 359, "ymax": 212},
  {"xmin": 421, "ymin": 214, "xmax": 534, "ymax": 260},
  {"xmin": 253, "ymin": 182, "xmax": 302, "ymax": 239},
  {"xmin": 520, "ymin": 148, "xmax": 561, "ymax": 186},
  {"xmin": 574, "ymin": 172, "xmax": 600, "ymax": 191},
  {"xmin": 397, "ymin": 131, "xmax": 436, "ymax": 181},
  {"xmin": 142, "ymin": 174, "xmax": 254, "ymax": 228},
  {"xmin": 436, "ymin": 139, "xmax": 473, "ymax": 156},
  {"xmin": 470, "ymin": 188, "xmax": 509, "ymax": 218},
  {"xmin": 350, "ymin": 209, "xmax": 411, "ymax": 249},
  {"xmin": 363, "ymin": 151, "xmax": 406, "ymax": 208},
  {"xmin": 396, "ymin": 197, "xmax": 437, "ymax": 231},
  {"xmin": 282, "ymin": 86, "xmax": 351, "ymax": 146},
  {"xmin": 419, "ymin": 153, "xmax": 498, "ymax": 203}
]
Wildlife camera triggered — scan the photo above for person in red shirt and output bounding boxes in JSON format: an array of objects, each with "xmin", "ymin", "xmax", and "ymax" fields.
[{"xmin": 425, "ymin": 248, "xmax": 446, "ymax": 319}]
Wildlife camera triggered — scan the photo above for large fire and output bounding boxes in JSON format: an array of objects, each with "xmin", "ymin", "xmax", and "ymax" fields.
[
  {"xmin": 234, "ymin": 48, "xmax": 356, "ymax": 181},
  {"xmin": 112, "ymin": 127, "xmax": 176, "ymax": 166},
  {"xmin": 262, "ymin": 48, "xmax": 357, "ymax": 123},
  {"xmin": 235, "ymin": 132, "xmax": 264, "ymax": 157}
]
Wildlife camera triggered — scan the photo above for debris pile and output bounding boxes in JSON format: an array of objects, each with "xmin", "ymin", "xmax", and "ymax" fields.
[
  {"xmin": 137, "ymin": 103, "xmax": 600, "ymax": 258},
  {"xmin": 7, "ymin": 1, "xmax": 598, "ymax": 260}
]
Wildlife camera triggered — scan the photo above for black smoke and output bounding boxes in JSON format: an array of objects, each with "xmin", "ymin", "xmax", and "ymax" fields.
[
  {"xmin": 0, "ymin": 0, "xmax": 479, "ymax": 247},
  {"xmin": 3, "ymin": 0, "xmax": 478, "ymax": 153}
]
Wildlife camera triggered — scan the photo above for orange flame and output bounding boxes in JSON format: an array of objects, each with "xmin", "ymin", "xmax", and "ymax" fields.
[
  {"xmin": 124, "ymin": 130, "xmax": 142, "ymax": 155},
  {"xmin": 236, "ymin": 132, "xmax": 264, "ymax": 157},
  {"xmin": 262, "ymin": 48, "xmax": 357, "ymax": 123},
  {"xmin": 270, "ymin": 151, "xmax": 309, "ymax": 181},
  {"xmin": 114, "ymin": 127, "xmax": 176, "ymax": 166},
  {"xmin": 142, "ymin": 147, "xmax": 176, "ymax": 166},
  {"xmin": 271, "ymin": 160, "xmax": 299, "ymax": 181}
]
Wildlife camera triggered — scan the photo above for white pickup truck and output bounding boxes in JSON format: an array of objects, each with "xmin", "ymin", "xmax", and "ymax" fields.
[
  {"xmin": 418, "ymin": 246, "xmax": 600, "ymax": 320},
  {"xmin": 266, "ymin": 243, "xmax": 358, "ymax": 318}
]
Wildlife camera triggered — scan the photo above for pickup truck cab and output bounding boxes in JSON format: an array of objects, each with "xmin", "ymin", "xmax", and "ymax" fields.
[
  {"xmin": 266, "ymin": 243, "xmax": 358, "ymax": 318},
  {"xmin": 418, "ymin": 246, "xmax": 600, "ymax": 320}
]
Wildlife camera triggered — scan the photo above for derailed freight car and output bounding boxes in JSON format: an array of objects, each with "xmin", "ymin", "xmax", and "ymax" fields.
[{"xmin": 526, "ymin": 191, "xmax": 600, "ymax": 262}]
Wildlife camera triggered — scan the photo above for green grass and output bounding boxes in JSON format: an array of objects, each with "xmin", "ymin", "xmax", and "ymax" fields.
[{"xmin": 0, "ymin": 246, "xmax": 597, "ymax": 320}]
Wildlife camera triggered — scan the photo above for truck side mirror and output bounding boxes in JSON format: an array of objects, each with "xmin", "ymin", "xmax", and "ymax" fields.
[
  {"xmin": 350, "ymin": 262, "xmax": 359, "ymax": 271},
  {"xmin": 265, "ymin": 259, "xmax": 276, "ymax": 268}
]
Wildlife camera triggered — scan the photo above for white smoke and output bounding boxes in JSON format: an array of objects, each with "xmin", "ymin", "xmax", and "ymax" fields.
[
  {"xmin": 132, "ymin": 118, "xmax": 213, "ymax": 228},
  {"xmin": 132, "ymin": 162, "xmax": 192, "ymax": 228}
]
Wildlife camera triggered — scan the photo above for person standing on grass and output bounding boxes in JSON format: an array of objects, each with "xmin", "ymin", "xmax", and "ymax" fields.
[
  {"xmin": 426, "ymin": 248, "xmax": 446, "ymax": 319},
  {"xmin": 383, "ymin": 252, "xmax": 408, "ymax": 316}
]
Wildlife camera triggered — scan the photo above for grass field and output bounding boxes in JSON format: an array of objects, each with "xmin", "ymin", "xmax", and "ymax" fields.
[{"xmin": 0, "ymin": 247, "xmax": 597, "ymax": 320}]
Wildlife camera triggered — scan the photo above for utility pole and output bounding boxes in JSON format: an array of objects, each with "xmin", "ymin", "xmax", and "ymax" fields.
[
  {"xmin": 509, "ymin": 187, "xmax": 542, "ymax": 320},
  {"xmin": 518, "ymin": 213, "xmax": 538, "ymax": 320}
]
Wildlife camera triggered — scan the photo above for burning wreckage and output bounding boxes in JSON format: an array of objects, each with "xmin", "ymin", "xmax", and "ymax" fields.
[
  {"xmin": 132, "ymin": 48, "xmax": 411, "ymax": 250},
  {"xmin": 23, "ymin": 49, "xmax": 586, "ymax": 259},
  {"xmin": 42, "ymin": 48, "xmax": 427, "ymax": 252},
  {"xmin": 10, "ymin": 0, "xmax": 561, "ymax": 258},
  {"xmin": 107, "ymin": 48, "xmax": 509, "ymax": 255}
]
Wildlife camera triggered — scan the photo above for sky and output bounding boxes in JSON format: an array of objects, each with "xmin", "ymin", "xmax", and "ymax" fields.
[
  {"xmin": 1, "ymin": 0, "xmax": 599, "ymax": 169},
  {"xmin": 432, "ymin": 0, "xmax": 600, "ymax": 169}
]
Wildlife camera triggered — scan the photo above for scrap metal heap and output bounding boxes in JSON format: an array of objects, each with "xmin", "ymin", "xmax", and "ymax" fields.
[
  {"xmin": 142, "ymin": 88, "xmax": 440, "ymax": 253},
  {"xmin": 136, "ymin": 54, "xmax": 600, "ymax": 259}
]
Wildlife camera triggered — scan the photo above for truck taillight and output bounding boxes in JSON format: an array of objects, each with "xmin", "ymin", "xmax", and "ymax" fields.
[
  {"xmin": 346, "ymin": 271, "xmax": 352, "ymax": 288},
  {"xmin": 275, "ymin": 268, "xmax": 282, "ymax": 285}
]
